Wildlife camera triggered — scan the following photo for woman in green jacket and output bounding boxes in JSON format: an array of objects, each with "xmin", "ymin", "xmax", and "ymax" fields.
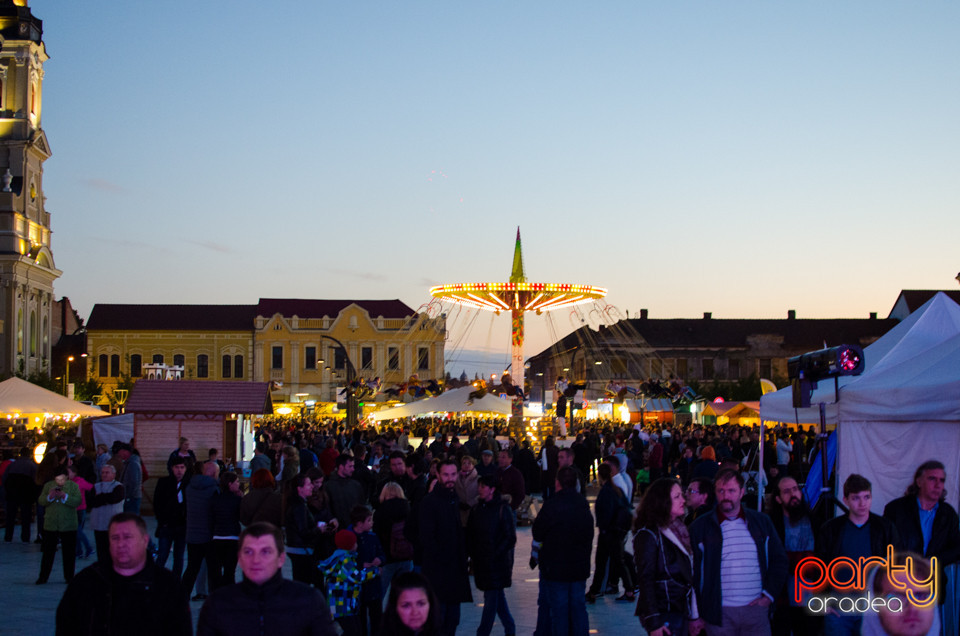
[{"xmin": 36, "ymin": 466, "xmax": 81, "ymax": 584}]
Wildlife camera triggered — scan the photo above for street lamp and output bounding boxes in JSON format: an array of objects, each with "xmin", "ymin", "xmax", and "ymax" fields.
[
  {"xmin": 319, "ymin": 335, "xmax": 358, "ymax": 428},
  {"xmin": 64, "ymin": 352, "xmax": 87, "ymax": 398}
]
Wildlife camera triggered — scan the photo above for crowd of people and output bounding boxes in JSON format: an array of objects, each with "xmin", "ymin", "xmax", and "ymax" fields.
[{"xmin": 1, "ymin": 416, "xmax": 957, "ymax": 636}]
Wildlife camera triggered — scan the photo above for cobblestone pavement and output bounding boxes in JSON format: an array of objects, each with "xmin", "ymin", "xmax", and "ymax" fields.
[{"xmin": 0, "ymin": 518, "xmax": 644, "ymax": 636}]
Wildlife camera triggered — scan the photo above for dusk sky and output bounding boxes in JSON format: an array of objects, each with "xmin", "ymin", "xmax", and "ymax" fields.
[{"xmin": 36, "ymin": 2, "xmax": 960, "ymax": 376}]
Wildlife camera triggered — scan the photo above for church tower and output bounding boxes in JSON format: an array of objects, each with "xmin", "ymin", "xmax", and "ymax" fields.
[{"xmin": 0, "ymin": 0, "xmax": 60, "ymax": 377}]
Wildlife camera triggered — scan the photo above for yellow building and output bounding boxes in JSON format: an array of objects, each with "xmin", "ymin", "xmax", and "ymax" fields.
[
  {"xmin": 255, "ymin": 299, "xmax": 444, "ymax": 405},
  {"xmin": 86, "ymin": 299, "xmax": 446, "ymax": 408}
]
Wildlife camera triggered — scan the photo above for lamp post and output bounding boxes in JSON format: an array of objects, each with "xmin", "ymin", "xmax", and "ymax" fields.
[
  {"xmin": 319, "ymin": 335, "xmax": 358, "ymax": 428},
  {"xmin": 64, "ymin": 352, "xmax": 87, "ymax": 399}
]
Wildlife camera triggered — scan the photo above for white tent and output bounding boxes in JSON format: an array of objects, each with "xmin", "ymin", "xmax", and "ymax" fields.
[
  {"xmin": 0, "ymin": 377, "xmax": 108, "ymax": 419},
  {"xmin": 82, "ymin": 412, "xmax": 134, "ymax": 448},
  {"xmin": 371, "ymin": 385, "xmax": 536, "ymax": 421},
  {"xmin": 760, "ymin": 292, "xmax": 960, "ymax": 511}
]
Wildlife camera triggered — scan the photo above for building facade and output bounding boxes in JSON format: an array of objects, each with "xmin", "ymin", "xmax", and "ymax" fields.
[
  {"xmin": 0, "ymin": 1, "xmax": 60, "ymax": 377},
  {"xmin": 86, "ymin": 299, "xmax": 446, "ymax": 405},
  {"xmin": 527, "ymin": 308, "xmax": 897, "ymax": 402}
]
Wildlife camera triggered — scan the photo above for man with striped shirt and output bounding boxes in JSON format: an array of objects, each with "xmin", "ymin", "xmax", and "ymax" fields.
[{"xmin": 690, "ymin": 468, "xmax": 788, "ymax": 635}]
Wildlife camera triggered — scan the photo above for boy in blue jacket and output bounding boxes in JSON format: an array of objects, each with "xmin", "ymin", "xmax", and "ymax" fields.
[
  {"xmin": 319, "ymin": 528, "xmax": 380, "ymax": 636},
  {"xmin": 348, "ymin": 505, "xmax": 386, "ymax": 636}
]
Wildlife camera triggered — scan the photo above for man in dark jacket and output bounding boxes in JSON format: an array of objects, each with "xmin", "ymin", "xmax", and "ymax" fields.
[
  {"xmin": 323, "ymin": 455, "xmax": 365, "ymax": 527},
  {"xmin": 690, "ymin": 468, "xmax": 788, "ymax": 635},
  {"xmin": 766, "ymin": 475, "xmax": 822, "ymax": 636},
  {"xmin": 182, "ymin": 460, "xmax": 219, "ymax": 601},
  {"xmin": 532, "ymin": 466, "xmax": 594, "ymax": 636},
  {"xmin": 419, "ymin": 459, "xmax": 472, "ymax": 636},
  {"xmin": 4, "ymin": 447, "xmax": 37, "ymax": 543},
  {"xmin": 154, "ymin": 456, "xmax": 189, "ymax": 577},
  {"xmin": 197, "ymin": 522, "xmax": 337, "ymax": 635},
  {"xmin": 496, "ymin": 449, "xmax": 526, "ymax": 514},
  {"xmin": 467, "ymin": 475, "xmax": 517, "ymax": 636},
  {"xmin": 56, "ymin": 513, "xmax": 191, "ymax": 636},
  {"xmin": 883, "ymin": 459, "xmax": 960, "ymax": 603},
  {"xmin": 817, "ymin": 473, "xmax": 900, "ymax": 635}
]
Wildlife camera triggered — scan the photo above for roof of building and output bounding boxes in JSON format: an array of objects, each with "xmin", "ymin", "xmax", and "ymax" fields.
[
  {"xmin": 87, "ymin": 304, "xmax": 258, "ymax": 331},
  {"xmin": 126, "ymin": 380, "xmax": 272, "ymax": 414},
  {"xmin": 889, "ymin": 290, "xmax": 960, "ymax": 317},
  {"xmin": 531, "ymin": 316, "xmax": 898, "ymax": 359},
  {"xmin": 255, "ymin": 298, "xmax": 415, "ymax": 319}
]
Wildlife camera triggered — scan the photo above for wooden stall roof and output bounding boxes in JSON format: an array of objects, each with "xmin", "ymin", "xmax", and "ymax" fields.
[{"xmin": 126, "ymin": 380, "xmax": 272, "ymax": 415}]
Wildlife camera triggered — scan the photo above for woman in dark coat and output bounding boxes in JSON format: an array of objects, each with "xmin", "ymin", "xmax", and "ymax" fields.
[
  {"xmin": 282, "ymin": 474, "xmax": 323, "ymax": 585},
  {"xmin": 240, "ymin": 469, "xmax": 282, "ymax": 528},
  {"xmin": 374, "ymin": 481, "xmax": 414, "ymax": 598},
  {"xmin": 466, "ymin": 475, "xmax": 516, "ymax": 636},
  {"xmin": 210, "ymin": 471, "xmax": 242, "ymax": 589},
  {"xmin": 633, "ymin": 477, "xmax": 701, "ymax": 636}
]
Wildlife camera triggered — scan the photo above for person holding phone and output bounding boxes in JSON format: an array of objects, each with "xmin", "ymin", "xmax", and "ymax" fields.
[{"xmin": 37, "ymin": 466, "xmax": 82, "ymax": 584}]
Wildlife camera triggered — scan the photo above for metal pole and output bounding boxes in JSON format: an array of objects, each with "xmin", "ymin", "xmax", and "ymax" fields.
[{"xmin": 819, "ymin": 402, "xmax": 832, "ymax": 518}]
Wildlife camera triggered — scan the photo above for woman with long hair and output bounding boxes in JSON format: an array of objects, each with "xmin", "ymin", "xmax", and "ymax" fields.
[
  {"xmin": 210, "ymin": 471, "xmax": 242, "ymax": 588},
  {"xmin": 633, "ymin": 477, "xmax": 701, "ymax": 636},
  {"xmin": 374, "ymin": 482, "xmax": 413, "ymax": 598},
  {"xmin": 240, "ymin": 468, "xmax": 283, "ymax": 527},
  {"xmin": 380, "ymin": 571, "xmax": 440, "ymax": 636}
]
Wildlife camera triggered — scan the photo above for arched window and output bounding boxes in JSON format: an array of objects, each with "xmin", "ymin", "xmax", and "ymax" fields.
[
  {"xmin": 234, "ymin": 355, "xmax": 244, "ymax": 379},
  {"xmin": 98, "ymin": 354, "xmax": 108, "ymax": 377},
  {"xmin": 197, "ymin": 354, "xmax": 209, "ymax": 378},
  {"xmin": 110, "ymin": 355, "xmax": 120, "ymax": 377},
  {"xmin": 29, "ymin": 311, "xmax": 36, "ymax": 356},
  {"xmin": 16, "ymin": 309, "xmax": 22, "ymax": 354},
  {"xmin": 222, "ymin": 354, "xmax": 231, "ymax": 379},
  {"xmin": 173, "ymin": 354, "xmax": 185, "ymax": 367},
  {"xmin": 130, "ymin": 354, "xmax": 142, "ymax": 377},
  {"xmin": 42, "ymin": 316, "xmax": 48, "ymax": 357}
]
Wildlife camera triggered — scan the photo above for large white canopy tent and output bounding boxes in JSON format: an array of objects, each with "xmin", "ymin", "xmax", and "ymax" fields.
[
  {"xmin": 760, "ymin": 292, "xmax": 960, "ymax": 512},
  {"xmin": 0, "ymin": 377, "xmax": 107, "ymax": 423},
  {"xmin": 371, "ymin": 385, "xmax": 536, "ymax": 421}
]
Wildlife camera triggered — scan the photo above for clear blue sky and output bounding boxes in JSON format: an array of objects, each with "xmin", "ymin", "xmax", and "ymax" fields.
[{"xmin": 36, "ymin": 1, "xmax": 960, "ymax": 376}]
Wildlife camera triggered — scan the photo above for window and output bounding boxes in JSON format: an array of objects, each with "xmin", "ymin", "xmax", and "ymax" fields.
[
  {"xmin": 152, "ymin": 354, "xmax": 164, "ymax": 364},
  {"xmin": 361, "ymin": 347, "xmax": 373, "ymax": 370},
  {"xmin": 234, "ymin": 355, "xmax": 244, "ymax": 378},
  {"xmin": 701, "ymin": 358, "xmax": 714, "ymax": 379},
  {"xmin": 110, "ymin": 355, "xmax": 120, "ymax": 377},
  {"xmin": 388, "ymin": 347, "xmax": 399, "ymax": 370},
  {"xmin": 130, "ymin": 354, "xmax": 142, "ymax": 377},
  {"xmin": 16, "ymin": 309, "xmax": 22, "ymax": 354},
  {"xmin": 676, "ymin": 358, "xmax": 688, "ymax": 379},
  {"xmin": 197, "ymin": 354, "xmax": 209, "ymax": 378},
  {"xmin": 758, "ymin": 358, "xmax": 772, "ymax": 379},
  {"xmin": 29, "ymin": 311, "xmax": 37, "ymax": 356},
  {"xmin": 305, "ymin": 346, "xmax": 317, "ymax": 369},
  {"xmin": 334, "ymin": 348, "xmax": 347, "ymax": 370},
  {"xmin": 272, "ymin": 346, "xmax": 283, "ymax": 369},
  {"xmin": 98, "ymin": 354, "xmax": 108, "ymax": 377},
  {"xmin": 417, "ymin": 347, "xmax": 429, "ymax": 371},
  {"xmin": 173, "ymin": 354, "xmax": 185, "ymax": 368},
  {"xmin": 650, "ymin": 359, "xmax": 663, "ymax": 378},
  {"xmin": 728, "ymin": 359, "xmax": 741, "ymax": 380},
  {"xmin": 222, "ymin": 355, "xmax": 232, "ymax": 378}
]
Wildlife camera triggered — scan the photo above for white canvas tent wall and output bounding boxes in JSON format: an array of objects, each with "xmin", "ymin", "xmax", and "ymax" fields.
[
  {"xmin": 85, "ymin": 412, "xmax": 134, "ymax": 448},
  {"xmin": 371, "ymin": 385, "xmax": 535, "ymax": 421},
  {"xmin": 760, "ymin": 292, "xmax": 960, "ymax": 512}
]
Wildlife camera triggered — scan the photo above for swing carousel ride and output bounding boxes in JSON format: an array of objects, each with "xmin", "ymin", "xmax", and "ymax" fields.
[{"xmin": 429, "ymin": 228, "xmax": 606, "ymax": 417}]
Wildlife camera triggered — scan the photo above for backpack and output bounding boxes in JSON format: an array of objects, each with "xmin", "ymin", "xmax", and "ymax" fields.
[{"xmin": 389, "ymin": 520, "xmax": 414, "ymax": 561}]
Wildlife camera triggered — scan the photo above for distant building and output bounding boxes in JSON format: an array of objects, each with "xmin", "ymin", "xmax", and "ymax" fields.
[
  {"xmin": 0, "ymin": 2, "xmax": 61, "ymax": 377},
  {"xmin": 526, "ymin": 308, "xmax": 897, "ymax": 402},
  {"xmin": 888, "ymin": 290, "xmax": 960, "ymax": 320},
  {"xmin": 86, "ymin": 298, "xmax": 446, "ymax": 404}
]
